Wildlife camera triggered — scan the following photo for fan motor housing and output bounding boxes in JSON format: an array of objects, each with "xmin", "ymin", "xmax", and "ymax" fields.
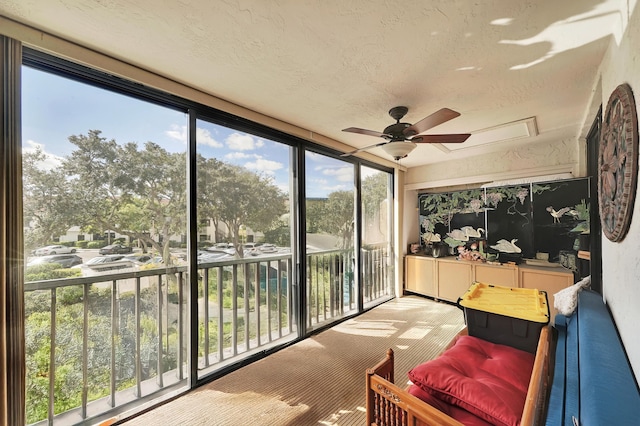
[{"xmin": 383, "ymin": 122, "xmax": 412, "ymax": 140}]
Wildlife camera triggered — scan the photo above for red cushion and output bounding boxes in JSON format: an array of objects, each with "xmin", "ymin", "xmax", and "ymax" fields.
[
  {"xmin": 408, "ymin": 384, "xmax": 493, "ymax": 426},
  {"xmin": 408, "ymin": 335, "xmax": 535, "ymax": 426}
]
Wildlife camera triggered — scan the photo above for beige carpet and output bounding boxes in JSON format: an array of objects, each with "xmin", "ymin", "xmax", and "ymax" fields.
[{"xmin": 120, "ymin": 296, "xmax": 465, "ymax": 426}]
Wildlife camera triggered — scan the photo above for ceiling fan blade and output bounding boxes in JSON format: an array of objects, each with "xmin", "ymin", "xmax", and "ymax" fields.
[
  {"xmin": 411, "ymin": 133, "xmax": 471, "ymax": 144},
  {"xmin": 342, "ymin": 127, "xmax": 390, "ymax": 138},
  {"xmin": 403, "ymin": 108, "xmax": 461, "ymax": 136},
  {"xmin": 340, "ymin": 141, "xmax": 389, "ymax": 157}
]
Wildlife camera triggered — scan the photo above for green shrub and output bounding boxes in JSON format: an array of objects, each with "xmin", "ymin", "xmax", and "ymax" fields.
[
  {"xmin": 25, "ymin": 264, "xmax": 81, "ymax": 282},
  {"xmin": 76, "ymin": 240, "xmax": 89, "ymax": 249},
  {"xmin": 87, "ymin": 241, "xmax": 107, "ymax": 249}
]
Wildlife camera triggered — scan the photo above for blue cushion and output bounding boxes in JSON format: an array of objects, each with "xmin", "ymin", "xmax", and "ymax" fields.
[
  {"xmin": 577, "ymin": 290, "xmax": 640, "ymax": 425},
  {"xmin": 564, "ymin": 311, "xmax": 579, "ymax": 425},
  {"xmin": 545, "ymin": 315, "xmax": 567, "ymax": 426}
]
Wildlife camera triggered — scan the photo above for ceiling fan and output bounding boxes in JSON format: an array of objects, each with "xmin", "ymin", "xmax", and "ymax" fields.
[{"xmin": 340, "ymin": 106, "xmax": 471, "ymax": 160}]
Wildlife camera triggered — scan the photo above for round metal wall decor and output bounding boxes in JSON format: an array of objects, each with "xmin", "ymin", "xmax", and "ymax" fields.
[{"xmin": 599, "ymin": 83, "xmax": 639, "ymax": 242}]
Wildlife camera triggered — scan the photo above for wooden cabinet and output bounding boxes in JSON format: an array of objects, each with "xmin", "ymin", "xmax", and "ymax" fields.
[
  {"xmin": 474, "ymin": 263, "xmax": 518, "ymax": 287},
  {"xmin": 519, "ymin": 265, "xmax": 574, "ymax": 320},
  {"xmin": 405, "ymin": 255, "xmax": 437, "ymax": 297},
  {"xmin": 404, "ymin": 255, "xmax": 574, "ymax": 311},
  {"xmin": 437, "ymin": 259, "xmax": 473, "ymax": 302}
]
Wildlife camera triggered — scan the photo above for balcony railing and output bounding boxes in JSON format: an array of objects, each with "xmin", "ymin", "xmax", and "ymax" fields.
[{"xmin": 24, "ymin": 247, "xmax": 392, "ymax": 425}]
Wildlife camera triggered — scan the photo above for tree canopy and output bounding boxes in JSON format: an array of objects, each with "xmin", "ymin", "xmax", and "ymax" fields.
[{"xmin": 23, "ymin": 130, "xmax": 288, "ymax": 260}]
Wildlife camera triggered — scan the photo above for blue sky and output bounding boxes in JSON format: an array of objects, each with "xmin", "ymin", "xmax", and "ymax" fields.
[{"xmin": 21, "ymin": 66, "xmax": 359, "ymax": 198}]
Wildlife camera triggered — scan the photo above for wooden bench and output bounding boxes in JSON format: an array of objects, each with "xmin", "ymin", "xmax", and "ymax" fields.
[{"xmin": 366, "ymin": 326, "xmax": 551, "ymax": 425}]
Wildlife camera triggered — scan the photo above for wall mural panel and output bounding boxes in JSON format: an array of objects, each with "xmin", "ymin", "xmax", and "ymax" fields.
[
  {"xmin": 532, "ymin": 179, "xmax": 590, "ymax": 262},
  {"xmin": 418, "ymin": 178, "xmax": 589, "ymax": 269},
  {"xmin": 485, "ymin": 185, "xmax": 534, "ymax": 258}
]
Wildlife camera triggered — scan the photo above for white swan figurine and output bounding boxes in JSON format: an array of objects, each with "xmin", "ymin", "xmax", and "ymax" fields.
[
  {"xmin": 446, "ymin": 229, "xmax": 469, "ymax": 242},
  {"xmin": 461, "ymin": 226, "xmax": 485, "ymax": 238},
  {"xmin": 423, "ymin": 232, "xmax": 441, "ymax": 243},
  {"xmin": 490, "ymin": 238, "xmax": 521, "ymax": 253}
]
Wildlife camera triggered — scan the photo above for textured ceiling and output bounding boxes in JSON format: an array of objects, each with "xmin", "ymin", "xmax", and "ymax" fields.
[{"xmin": 0, "ymin": 0, "xmax": 625, "ymax": 167}]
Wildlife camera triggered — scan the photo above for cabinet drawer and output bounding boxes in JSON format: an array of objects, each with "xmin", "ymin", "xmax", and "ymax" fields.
[
  {"xmin": 405, "ymin": 256, "xmax": 437, "ymax": 297},
  {"xmin": 474, "ymin": 264, "xmax": 518, "ymax": 287},
  {"xmin": 437, "ymin": 261, "xmax": 473, "ymax": 302}
]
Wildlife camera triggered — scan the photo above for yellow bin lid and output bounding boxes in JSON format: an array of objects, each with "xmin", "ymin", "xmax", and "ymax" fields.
[{"xmin": 459, "ymin": 282, "xmax": 550, "ymax": 323}]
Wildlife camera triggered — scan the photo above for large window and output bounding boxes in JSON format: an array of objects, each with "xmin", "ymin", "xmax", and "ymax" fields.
[
  {"xmin": 22, "ymin": 66, "xmax": 189, "ymax": 423},
  {"xmin": 11, "ymin": 48, "xmax": 395, "ymax": 424}
]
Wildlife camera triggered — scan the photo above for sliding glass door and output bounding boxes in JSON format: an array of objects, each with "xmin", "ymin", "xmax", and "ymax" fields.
[
  {"xmin": 361, "ymin": 166, "xmax": 395, "ymax": 307},
  {"xmin": 304, "ymin": 151, "xmax": 356, "ymax": 331},
  {"xmin": 195, "ymin": 118, "xmax": 298, "ymax": 378}
]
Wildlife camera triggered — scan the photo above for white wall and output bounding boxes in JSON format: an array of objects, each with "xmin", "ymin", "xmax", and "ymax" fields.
[
  {"xmin": 405, "ymin": 137, "xmax": 579, "ymax": 188},
  {"xmin": 597, "ymin": 0, "xmax": 640, "ymax": 381},
  {"xmin": 400, "ymin": 0, "xmax": 640, "ymax": 382}
]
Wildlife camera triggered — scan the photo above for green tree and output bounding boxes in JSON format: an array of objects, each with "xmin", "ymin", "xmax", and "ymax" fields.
[
  {"xmin": 22, "ymin": 147, "xmax": 75, "ymax": 249},
  {"xmin": 210, "ymin": 163, "xmax": 287, "ymax": 257},
  {"xmin": 63, "ymin": 131, "xmax": 186, "ymax": 264},
  {"xmin": 196, "ymin": 155, "xmax": 229, "ymax": 242},
  {"xmin": 318, "ymin": 190, "xmax": 355, "ymax": 249},
  {"xmin": 361, "ymin": 171, "xmax": 389, "ymax": 220},
  {"xmin": 305, "ymin": 198, "xmax": 326, "ymax": 234}
]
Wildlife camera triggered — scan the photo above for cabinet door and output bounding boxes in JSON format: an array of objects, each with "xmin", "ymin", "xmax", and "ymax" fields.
[
  {"xmin": 405, "ymin": 256, "xmax": 437, "ymax": 297},
  {"xmin": 519, "ymin": 267, "xmax": 574, "ymax": 320},
  {"xmin": 437, "ymin": 261, "xmax": 473, "ymax": 302},
  {"xmin": 474, "ymin": 264, "xmax": 518, "ymax": 287}
]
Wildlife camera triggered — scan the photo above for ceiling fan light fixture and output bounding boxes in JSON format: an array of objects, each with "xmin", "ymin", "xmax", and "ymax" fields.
[{"xmin": 382, "ymin": 141, "xmax": 417, "ymax": 160}]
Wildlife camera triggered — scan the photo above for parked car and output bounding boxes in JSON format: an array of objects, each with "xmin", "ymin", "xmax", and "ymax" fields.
[
  {"xmin": 74, "ymin": 255, "xmax": 134, "ymax": 273},
  {"xmin": 99, "ymin": 244, "xmax": 133, "ymax": 255},
  {"xmin": 81, "ymin": 254, "xmax": 124, "ymax": 265},
  {"xmin": 27, "ymin": 254, "xmax": 83, "ymax": 268},
  {"xmin": 258, "ymin": 243, "xmax": 278, "ymax": 253},
  {"xmin": 213, "ymin": 242, "xmax": 233, "ymax": 249},
  {"xmin": 198, "ymin": 249, "xmax": 231, "ymax": 264},
  {"xmin": 34, "ymin": 244, "xmax": 76, "ymax": 256},
  {"xmin": 122, "ymin": 254, "xmax": 153, "ymax": 265}
]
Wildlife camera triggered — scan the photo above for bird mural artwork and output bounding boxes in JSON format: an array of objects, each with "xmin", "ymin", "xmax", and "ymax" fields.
[
  {"xmin": 490, "ymin": 239, "xmax": 522, "ymax": 253},
  {"xmin": 546, "ymin": 206, "xmax": 571, "ymax": 223}
]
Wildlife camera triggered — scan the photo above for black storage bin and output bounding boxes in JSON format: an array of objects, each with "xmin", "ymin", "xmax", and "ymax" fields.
[{"xmin": 458, "ymin": 282, "xmax": 550, "ymax": 354}]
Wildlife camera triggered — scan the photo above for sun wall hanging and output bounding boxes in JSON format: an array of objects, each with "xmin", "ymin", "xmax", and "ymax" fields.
[{"xmin": 599, "ymin": 83, "xmax": 639, "ymax": 242}]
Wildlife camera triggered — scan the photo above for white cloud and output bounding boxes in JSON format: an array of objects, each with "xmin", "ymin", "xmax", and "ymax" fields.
[
  {"xmin": 225, "ymin": 152, "xmax": 255, "ymax": 160},
  {"xmin": 311, "ymin": 178, "xmax": 329, "ymax": 186},
  {"xmin": 226, "ymin": 133, "xmax": 264, "ymax": 151},
  {"xmin": 165, "ymin": 124, "xmax": 186, "ymax": 142},
  {"xmin": 322, "ymin": 166, "xmax": 354, "ymax": 182},
  {"xmin": 305, "ymin": 151, "xmax": 323, "ymax": 162},
  {"xmin": 276, "ymin": 182, "xmax": 290, "ymax": 194},
  {"xmin": 244, "ymin": 158, "xmax": 283, "ymax": 175},
  {"xmin": 23, "ymin": 140, "xmax": 64, "ymax": 170},
  {"xmin": 324, "ymin": 184, "xmax": 349, "ymax": 192},
  {"xmin": 197, "ymin": 127, "xmax": 223, "ymax": 147},
  {"xmin": 166, "ymin": 124, "xmax": 223, "ymax": 148}
]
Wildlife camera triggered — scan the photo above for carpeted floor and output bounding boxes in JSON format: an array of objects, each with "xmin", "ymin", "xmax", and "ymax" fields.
[{"xmin": 120, "ymin": 295, "xmax": 465, "ymax": 426}]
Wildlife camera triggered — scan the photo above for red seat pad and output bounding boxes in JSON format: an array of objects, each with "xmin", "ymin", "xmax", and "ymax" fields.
[
  {"xmin": 408, "ymin": 384, "xmax": 493, "ymax": 426},
  {"xmin": 408, "ymin": 335, "xmax": 535, "ymax": 426}
]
